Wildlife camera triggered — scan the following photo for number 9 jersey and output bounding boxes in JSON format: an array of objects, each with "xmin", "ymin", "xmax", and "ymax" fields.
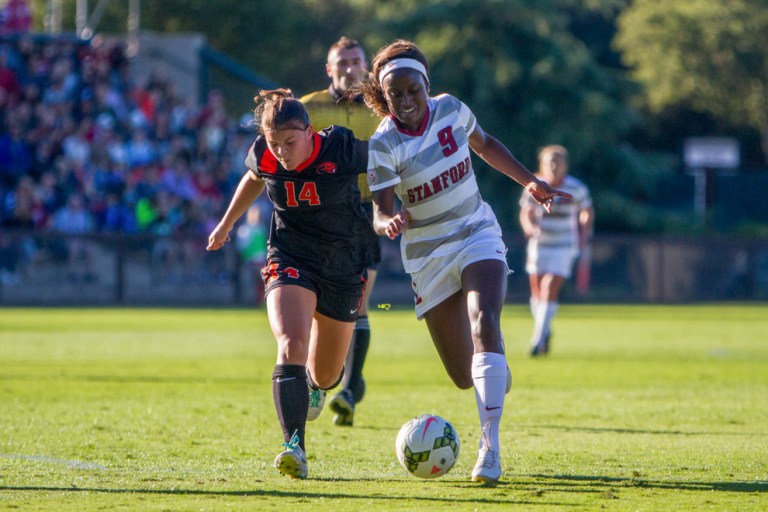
[
  {"xmin": 245, "ymin": 125, "xmax": 373, "ymax": 283},
  {"xmin": 367, "ymin": 94, "xmax": 503, "ymax": 275}
]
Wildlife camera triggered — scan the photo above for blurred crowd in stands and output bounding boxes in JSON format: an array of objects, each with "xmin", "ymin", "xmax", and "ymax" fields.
[
  {"xmin": 0, "ymin": 24, "xmax": 402, "ymax": 291},
  {"xmin": 0, "ymin": 31, "xmax": 258, "ymax": 241}
]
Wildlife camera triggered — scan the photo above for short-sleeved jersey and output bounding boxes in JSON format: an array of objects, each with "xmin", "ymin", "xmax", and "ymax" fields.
[
  {"xmin": 367, "ymin": 93, "xmax": 502, "ymax": 274},
  {"xmin": 519, "ymin": 174, "xmax": 592, "ymax": 252},
  {"xmin": 300, "ymin": 87, "xmax": 381, "ymax": 202},
  {"xmin": 244, "ymin": 125, "xmax": 372, "ymax": 281}
]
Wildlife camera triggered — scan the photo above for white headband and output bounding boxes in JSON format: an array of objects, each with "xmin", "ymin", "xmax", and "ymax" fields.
[{"xmin": 378, "ymin": 58, "xmax": 428, "ymax": 84}]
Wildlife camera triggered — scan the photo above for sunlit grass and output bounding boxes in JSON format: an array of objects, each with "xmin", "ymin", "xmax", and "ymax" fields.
[{"xmin": 1, "ymin": 305, "xmax": 766, "ymax": 511}]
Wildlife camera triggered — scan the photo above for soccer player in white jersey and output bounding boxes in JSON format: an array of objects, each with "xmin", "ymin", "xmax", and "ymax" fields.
[
  {"xmin": 519, "ymin": 145, "xmax": 594, "ymax": 357},
  {"xmin": 356, "ymin": 39, "xmax": 571, "ymax": 486}
]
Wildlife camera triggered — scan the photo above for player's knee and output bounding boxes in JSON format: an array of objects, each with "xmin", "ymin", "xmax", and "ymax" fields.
[{"xmin": 275, "ymin": 335, "xmax": 310, "ymax": 361}]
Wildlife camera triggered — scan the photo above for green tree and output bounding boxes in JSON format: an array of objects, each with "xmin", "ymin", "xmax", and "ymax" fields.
[{"xmin": 615, "ymin": 0, "xmax": 768, "ymax": 163}]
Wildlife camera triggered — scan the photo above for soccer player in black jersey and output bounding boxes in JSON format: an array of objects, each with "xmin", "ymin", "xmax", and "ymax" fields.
[{"xmin": 207, "ymin": 89, "xmax": 371, "ymax": 480}]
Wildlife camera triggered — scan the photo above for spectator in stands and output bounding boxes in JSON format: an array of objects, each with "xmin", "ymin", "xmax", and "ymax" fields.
[
  {"xmin": 2, "ymin": 175, "xmax": 42, "ymax": 228},
  {"xmin": 0, "ymin": 0, "xmax": 32, "ymax": 36},
  {"xmin": 49, "ymin": 191, "xmax": 93, "ymax": 234},
  {"xmin": 48, "ymin": 192, "xmax": 94, "ymax": 279},
  {"xmin": 0, "ymin": 35, "xmax": 256, "ymax": 242},
  {"xmin": 100, "ymin": 192, "xmax": 136, "ymax": 233},
  {"xmin": 197, "ymin": 89, "xmax": 228, "ymax": 156},
  {"xmin": 125, "ymin": 127, "xmax": 157, "ymax": 167},
  {"xmin": 0, "ymin": 45, "xmax": 21, "ymax": 106},
  {"xmin": 0, "ymin": 121, "xmax": 31, "ymax": 191},
  {"xmin": 61, "ymin": 118, "xmax": 93, "ymax": 168},
  {"xmin": 158, "ymin": 153, "xmax": 198, "ymax": 201},
  {"xmin": 36, "ymin": 170, "xmax": 63, "ymax": 219},
  {"xmin": 41, "ymin": 55, "xmax": 79, "ymax": 107}
]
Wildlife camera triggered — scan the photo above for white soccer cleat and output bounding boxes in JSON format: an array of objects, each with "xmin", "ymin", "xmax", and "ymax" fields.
[
  {"xmin": 471, "ymin": 447, "xmax": 502, "ymax": 486},
  {"xmin": 274, "ymin": 432, "xmax": 308, "ymax": 479},
  {"xmin": 306, "ymin": 387, "xmax": 326, "ymax": 421}
]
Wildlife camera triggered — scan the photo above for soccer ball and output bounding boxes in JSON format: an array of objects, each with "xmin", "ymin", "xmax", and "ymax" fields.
[{"xmin": 395, "ymin": 414, "xmax": 460, "ymax": 479}]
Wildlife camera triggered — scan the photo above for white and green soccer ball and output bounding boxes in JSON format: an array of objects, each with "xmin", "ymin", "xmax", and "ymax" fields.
[{"xmin": 395, "ymin": 414, "xmax": 460, "ymax": 479}]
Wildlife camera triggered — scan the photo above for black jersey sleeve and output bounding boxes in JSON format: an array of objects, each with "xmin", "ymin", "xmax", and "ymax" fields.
[
  {"xmin": 244, "ymin": 141, "xmax": 259, "ymax": 171},
  {"xmin": 353, "ymin": 139, "xmax": 368, "ymax": 174},
  {"xmin": 319, "ymin": 126, "xmax": 368, "ymax": 175}
]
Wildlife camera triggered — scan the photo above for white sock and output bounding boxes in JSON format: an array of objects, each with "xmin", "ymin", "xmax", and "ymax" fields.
[
  {"xmin": 541, "ymin": 301, "xmax": 558, "ymax": 339},
  {"xmin": 529, "ymin": 297, "xmax": 539, "ymax": 317},
  {"xmin": 531, "ymin": 301, "xmax": 558, "ymax": 347},
  {"xmin": 472, "ymin": 352, "xmax": 507, "ymax": 452}
]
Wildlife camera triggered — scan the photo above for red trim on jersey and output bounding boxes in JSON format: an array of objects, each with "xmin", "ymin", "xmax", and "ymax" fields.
[
  {"xmin": 259, "ymin": 150, "xmax": 278, "ymax": 174},
  {"xmin": 295, "ymin": 133, "xmax": 322, "ymax": 172},
  {"xmin": 391, "ymin": 106, "xmax": 430, "ymax": 136}
]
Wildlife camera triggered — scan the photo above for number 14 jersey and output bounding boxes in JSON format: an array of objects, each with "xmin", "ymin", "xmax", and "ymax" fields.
[{"xmin": 245, "ymin": 125, "xmax": 373, "ymax": 282}]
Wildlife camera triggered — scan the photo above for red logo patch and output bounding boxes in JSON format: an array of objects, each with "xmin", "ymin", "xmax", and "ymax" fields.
[{"xmin": 315, "ymin": 161, "xmax": 337, "ymax": 174}]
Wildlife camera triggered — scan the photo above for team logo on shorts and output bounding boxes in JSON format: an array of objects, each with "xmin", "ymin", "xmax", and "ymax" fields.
[{"xmin": 368, "ymin": 170, "xmax": 377, "ymax": 184}]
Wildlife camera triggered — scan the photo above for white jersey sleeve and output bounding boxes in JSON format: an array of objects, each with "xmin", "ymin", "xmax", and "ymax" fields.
[{"xmin": 367, "ymin": 130, "xmax": 401, "ymax": 192}]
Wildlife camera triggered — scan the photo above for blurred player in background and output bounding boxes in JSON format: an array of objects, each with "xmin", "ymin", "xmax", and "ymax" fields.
[
  {"xmin": 519, "ymin": 145, "xmax": 594, "ymax": 357},
  {"xmin": 207, "ymin": 89, "xmax": 372, "ymax": 479},
  {"xmin": 300, "ymin": 36, "xmax": 381, "ymax": 427},
  {"xmin": 358, "ymin": 39, "xmax": 570, "ymax": 486}
]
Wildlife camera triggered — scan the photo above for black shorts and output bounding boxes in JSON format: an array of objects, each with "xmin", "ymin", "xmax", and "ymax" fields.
[
  {"xmin": 361, "ymin": 202, "xmax": 382, "ymax": 268},
  {"xmin": 261, "ymin": 262, "xmax": 367, "ymax": 323}
]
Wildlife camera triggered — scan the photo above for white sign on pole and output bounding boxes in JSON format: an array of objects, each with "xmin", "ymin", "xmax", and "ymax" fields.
[{"xmin": 684, "ymin": 137, "xmax": 740, "ymax": 169}]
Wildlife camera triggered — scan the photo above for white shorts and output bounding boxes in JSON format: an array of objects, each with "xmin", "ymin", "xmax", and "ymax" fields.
[
  {"xmin": 410, "ymin": 228, "xmax": 508, "ymax": 320},
  {"xmin": 525, "ymin": 245, "xmax": 578, "ymax": 278}
]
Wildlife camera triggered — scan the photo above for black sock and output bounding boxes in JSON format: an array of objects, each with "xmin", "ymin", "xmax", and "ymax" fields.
[
  {"xmin": 272, "ymin": 364, "xmax": 308, "ymax": 451},
  {"xmin": 345, "ymin": 316, "xmax": 370, "ymax": 403}
]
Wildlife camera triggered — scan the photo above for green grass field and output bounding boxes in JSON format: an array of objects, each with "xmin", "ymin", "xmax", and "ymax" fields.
[{"xmin": 1, "ymin": 305, "xmax": 767, "ymax": 511}]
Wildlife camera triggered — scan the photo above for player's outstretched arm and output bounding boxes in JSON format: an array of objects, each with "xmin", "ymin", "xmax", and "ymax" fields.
[
  {"xmin": 468, "ymin": 124, "xmax": 571, "ymax": 212},
  {"xmin": 207, "ymin": 171, "xmax": 265, "ymax": 251}
]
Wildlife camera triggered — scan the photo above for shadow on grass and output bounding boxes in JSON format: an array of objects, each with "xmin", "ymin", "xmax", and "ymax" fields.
[
  {"xmin": 531, "ymin": 424, "xmax": 768, "ymax": 437},
  {"xmin": 4, "ymin": 475, "xmax": 765, "ymax": 503},
  {"xmin": 0, "ymin": 374, "xmax": 261, "ymax": 384},
  {"xmin": 526, "ymin": 474, "xmax": 768, "ymax": 493},
  {"xmin": 0, "ymin": 485, "xmax": 571, "ymax": 507}
]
